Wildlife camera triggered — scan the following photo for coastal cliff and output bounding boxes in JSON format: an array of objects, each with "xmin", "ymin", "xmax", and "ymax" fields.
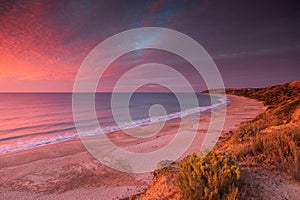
[{"xmin": 132, "ymin": 80, "xmax": 300, "ymax": 200}]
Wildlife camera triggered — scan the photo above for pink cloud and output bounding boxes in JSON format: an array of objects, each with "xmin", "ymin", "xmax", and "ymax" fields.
[{"xmin": 143, "ymin": 0, "xmax": 165, "ymax": 26}]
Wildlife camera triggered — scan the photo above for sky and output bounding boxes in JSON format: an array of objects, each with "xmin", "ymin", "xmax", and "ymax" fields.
[{"xmin": 0, "ymin": 0, "xmax": 299, "ymax": 92}]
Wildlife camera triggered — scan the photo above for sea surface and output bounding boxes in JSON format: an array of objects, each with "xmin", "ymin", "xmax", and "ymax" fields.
[{"xmin": 0, "ymin": 93, "xmax": 226, "ymax": 155}]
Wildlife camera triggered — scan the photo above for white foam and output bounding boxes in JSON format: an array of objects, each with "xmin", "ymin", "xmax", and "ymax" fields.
[{"xmin": 0, "ymin": 96, "xmax": 228, "ymax": 155}]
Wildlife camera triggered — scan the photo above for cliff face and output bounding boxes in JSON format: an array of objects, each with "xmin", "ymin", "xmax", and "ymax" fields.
[
  {"xmin": 222, "ymin": 81, "xmax": 300, "ymax": 199},
  {"xmin": 131, "ymin": 81, "xmax": 300, "ymax": 200},
  {"xmin": 225, "ymin": 81, "xmax": 300, "ymax": 138},
  {"xmin": 227, "ymin": 81, "xmax": 300, "ymax": 104},
  {"xmin": 226, "ymin": 80, "xmax": 300, "ymax": 123},
  {"xmin": 225, "ymin": 80, "xmax": 300, "ymax": 166}
]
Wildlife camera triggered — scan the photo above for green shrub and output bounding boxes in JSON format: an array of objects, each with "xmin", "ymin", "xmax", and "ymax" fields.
[
  {"xmin": 157, "ymin": 160, "xmax": 174, "ymax": 169},
  {"xmin": 152, "ymin": 160, "xmax": 175, "ymax": 185},
  {"xmin": 176, "ymin": 152, "xmax": 240, "ymax": 200}
]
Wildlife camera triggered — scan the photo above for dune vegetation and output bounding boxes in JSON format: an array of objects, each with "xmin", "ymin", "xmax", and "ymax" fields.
[
  {"xmin": 176, "ymin": 153, "xmax": 240, "ymax": 200},
  {"xmin": 224, "ymin": 80, "xmax": 300, "ymax": 179},
  {"xmin": 136, "ymin": 153, "xmax": 241, "ymax": 200},
  {"xmin": 129, "ymin": 81, "xmax": 300, "ymax": 200}
]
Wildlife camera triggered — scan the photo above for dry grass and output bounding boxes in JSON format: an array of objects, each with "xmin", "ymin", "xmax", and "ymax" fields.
[
  {"xmin": 250, "ymin": 126, "xmax": 300, "ymax": 179},
  {"xmin": 223, "ymin": 81, "xmax": 300, "ymax": 179}
]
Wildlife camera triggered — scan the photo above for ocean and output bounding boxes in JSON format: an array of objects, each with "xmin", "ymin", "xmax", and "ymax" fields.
[{"xmin": 0, "ymin": 93, "xmax": 226, "ymax": 155}]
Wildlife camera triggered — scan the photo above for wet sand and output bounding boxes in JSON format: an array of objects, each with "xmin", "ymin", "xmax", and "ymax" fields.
[{"xmin": 0, "ymin": 95, "xmax": 265, "ymax": 200}]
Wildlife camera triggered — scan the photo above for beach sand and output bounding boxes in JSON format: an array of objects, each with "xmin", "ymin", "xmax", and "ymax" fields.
[{"xmin": 0, "ymin": 95, "xmax": 265, "ymax": 200}]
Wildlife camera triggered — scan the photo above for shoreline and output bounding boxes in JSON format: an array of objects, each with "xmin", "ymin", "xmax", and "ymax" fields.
[
  {"xmin": 0, "ymin": 93, "xmax": 226, "ymax": 157},
  {"xmin": 0, "ymin": 95, "xmax": 266, "ymax": 199}
]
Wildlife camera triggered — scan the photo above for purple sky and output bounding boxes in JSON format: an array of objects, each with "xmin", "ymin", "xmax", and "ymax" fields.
[{"xmin": 0, "ymin": 0, "xmax": 299, "ymax": 92}]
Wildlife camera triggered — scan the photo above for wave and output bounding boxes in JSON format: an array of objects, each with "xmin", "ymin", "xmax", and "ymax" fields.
[{"xmin": 0, "ymin": 96, "xmax": 228, "ymax": 155}]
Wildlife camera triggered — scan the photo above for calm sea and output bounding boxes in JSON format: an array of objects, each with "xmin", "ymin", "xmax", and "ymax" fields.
[{"xmin": 0, "ymin": 93, "xmax": 226, "ymax": 155}]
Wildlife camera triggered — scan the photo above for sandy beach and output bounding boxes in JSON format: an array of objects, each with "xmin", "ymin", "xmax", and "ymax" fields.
[{"xmin": 0, "ymin": 95, "xmax": 266, "ymax": 200}]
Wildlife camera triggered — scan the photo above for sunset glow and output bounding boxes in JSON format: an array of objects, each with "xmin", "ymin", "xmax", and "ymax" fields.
[{"xmin": 0, "ymin": 1, "xmax": 299, "ymax": 92}]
